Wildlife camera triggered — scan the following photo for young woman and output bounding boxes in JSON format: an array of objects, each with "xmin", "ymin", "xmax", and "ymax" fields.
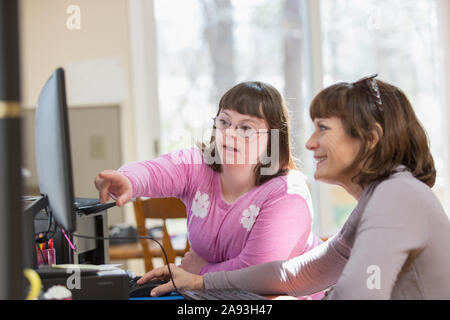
[
  {"xmin": 95, "ymin": 81, "xmax": 322, "ymax": 296},
  {"xmin": 139, "ymin": 75, "xmax": 450, "ymax": 299}
]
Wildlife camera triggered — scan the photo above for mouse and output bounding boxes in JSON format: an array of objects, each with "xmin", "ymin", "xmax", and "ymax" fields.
[{"xmin": 129, "ymin": 276, "xmax": 171, "ymax": 298}]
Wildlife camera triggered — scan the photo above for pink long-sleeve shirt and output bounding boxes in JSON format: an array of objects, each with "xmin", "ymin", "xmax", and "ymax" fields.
[{"xmin": 118, "ymin": 147, "xmax": 322, "ymax": 276}]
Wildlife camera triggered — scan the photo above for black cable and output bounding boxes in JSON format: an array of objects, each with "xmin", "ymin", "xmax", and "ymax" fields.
[
  {"xmin": 35, "ymin": 207, "xmax": 53, "ymax": 264},
  {"xmin": 70, "ymin": 233, "xmax": 178, "ymax": 292},
  {"xmin": 34, "ymin": 206, "xmax": 57, "ymax": 241},
  {"xmin": 44, "ymin": 207, "xmax": 52, "ymax": 235},
  {"xmin": 46, "ymin": 211, "xmax": 58, "ymax": 239},
  {"xmin": 43, "ymin": 207, "xmax": 57, "ymax": 239}
]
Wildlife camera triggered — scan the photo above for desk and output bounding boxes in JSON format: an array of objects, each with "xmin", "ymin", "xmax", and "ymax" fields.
[
  {"xmin": 130, "ymin": 294, "xmax": 185, "ymax": 300},
  {"xmin": 265, "ymin": 295, "xmax": 298, "ymax": 300},
  {"xmin": 129, "ymin": 293, "xmax": 297, "ymax": 301},
  {"xmin": 130, "ymin": 296, "xmax": 295, "ymax": 300}
]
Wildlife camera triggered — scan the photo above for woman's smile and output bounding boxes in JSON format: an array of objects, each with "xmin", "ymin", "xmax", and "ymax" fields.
[{"xmin": 314, "ymin": 155, "xmax": 328, "ymax": 167}]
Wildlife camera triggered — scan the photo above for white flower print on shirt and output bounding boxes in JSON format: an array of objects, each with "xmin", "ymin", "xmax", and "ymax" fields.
[
  {"xmin": 191, "ymin": 191, "xmax": 210, "ymax": 219},
  {"xmin": 240, "ymin": 205, "xmax": 260, "ymax": 232}
]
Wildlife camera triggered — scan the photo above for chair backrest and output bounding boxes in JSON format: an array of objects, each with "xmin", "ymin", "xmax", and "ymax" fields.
[{"xmin": 133, "ymin": 197, "xmax": 190, "ymax": 271}]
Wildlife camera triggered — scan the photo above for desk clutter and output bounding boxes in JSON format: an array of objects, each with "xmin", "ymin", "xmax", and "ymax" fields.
[
  {"xmin": 36, "ymin": 235, "xmax": 56, "ymax": 266},
  {"xmin": 29, "ymin": 264, "xmax": 269, "ymax": 300},
  {"xmin": 35, "ymin": 264, "xmax": 135, "ymax": 300},
  {"xmin": 32, "ymin": 264, "xmax": 184, "ymax": 300},
  {"xmin": 23, "ymin": 197, "xmax": 262, "ymax": 300},
  {"xmin": 30, "ymin": 264, "xmax": 188, "ymax": 300}
]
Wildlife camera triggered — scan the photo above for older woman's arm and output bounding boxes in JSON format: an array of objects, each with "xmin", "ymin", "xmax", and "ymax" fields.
[{"xmin": 203, "ymin": 235, "xmax": 350, "ymax": 297}]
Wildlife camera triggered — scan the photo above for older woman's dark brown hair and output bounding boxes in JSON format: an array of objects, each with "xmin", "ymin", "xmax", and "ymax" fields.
[{"xmin": 309, "ymin": 76, "xmax": 436, "ymax": 188}]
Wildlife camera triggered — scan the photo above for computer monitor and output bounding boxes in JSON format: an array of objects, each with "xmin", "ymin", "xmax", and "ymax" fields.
[
  {"xmin": 35, "ymin": 68, "xmax": 76, "ymax": 232},
  {"xmin": 23, "ymin": 68, "xmax": 114, "ymax": 269}
]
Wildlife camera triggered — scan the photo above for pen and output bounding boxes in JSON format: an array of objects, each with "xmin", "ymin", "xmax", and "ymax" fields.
[{"xmin": 48, "ymin": 238, "xmax": 54, "ymax": 249}]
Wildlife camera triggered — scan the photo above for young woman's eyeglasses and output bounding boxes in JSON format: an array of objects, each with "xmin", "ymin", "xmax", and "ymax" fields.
[
  {"xmin": 353, "ymin": 74, "xmax": 383, "ymax": 112},
  {"xmin": 213, "ymin": 116, "xmax": 269, "ymax": 139}
]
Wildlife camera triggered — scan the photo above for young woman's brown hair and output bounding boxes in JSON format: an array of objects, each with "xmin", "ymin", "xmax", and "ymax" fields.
[
  {"xmin": 309, "ymin": 77, "xmax": 436, "ymax": 188},
  {"xmin": 203, "ymin": 81, "xmax": 297, "ymax": 186}
]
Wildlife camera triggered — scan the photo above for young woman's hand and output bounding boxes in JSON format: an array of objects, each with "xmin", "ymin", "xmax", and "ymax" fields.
[
  {"xmin": 94, "ymin": 170, "xmax": 132, "ymax": 207},
  {"xmin": 179, "ymin": 249, "xmax": 208, "ymax": 274},
  {"xmin": 137, "ymin": 263, "xmax": 204, "ymax": 297}
]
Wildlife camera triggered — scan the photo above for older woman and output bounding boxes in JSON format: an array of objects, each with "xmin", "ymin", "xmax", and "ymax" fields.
[{"xmin": 139, "ymin": 75, "xmax": 450, "ymax": 299}]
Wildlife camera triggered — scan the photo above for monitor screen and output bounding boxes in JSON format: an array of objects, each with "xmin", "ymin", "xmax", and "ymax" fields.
[{"xmin": 35, "ymin": 68, "xmax": 76, "ymax": 232}]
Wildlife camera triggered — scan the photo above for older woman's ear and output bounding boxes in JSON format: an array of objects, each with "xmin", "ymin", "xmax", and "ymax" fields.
[{"xmin": 369, "ymin": 123, "xmax": 383, "ymax": 150}]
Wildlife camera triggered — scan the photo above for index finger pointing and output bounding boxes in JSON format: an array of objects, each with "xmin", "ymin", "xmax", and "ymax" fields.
[{"xmin": 98, "ymin": 170, "xmax": 118, "ymax": 181}]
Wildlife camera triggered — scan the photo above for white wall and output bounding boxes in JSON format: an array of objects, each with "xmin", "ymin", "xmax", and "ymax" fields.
[
  {"xmin": 19, "ymin": 0, "xmax": 140, "ymax": 224},
  {"xmin": 127, "ymin": 0, "xmax": 161, "ymax": 162},
  {"xmin": 20, "ymin": 0, "xmax": 135, "ymax": 158}
]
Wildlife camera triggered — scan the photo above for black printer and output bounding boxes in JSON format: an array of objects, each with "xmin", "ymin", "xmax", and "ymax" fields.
[{"xmin": 36, "ymin": 266, "xmax": 129, "ymax": 300}]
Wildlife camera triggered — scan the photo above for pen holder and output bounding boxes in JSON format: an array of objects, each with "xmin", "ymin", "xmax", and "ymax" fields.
[{"xmin": 37, "ymin": 248, "xmax": 56, "ymax": 267}]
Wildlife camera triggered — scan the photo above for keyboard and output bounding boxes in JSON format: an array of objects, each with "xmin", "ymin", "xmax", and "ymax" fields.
[
  {"xmin": 178, "ymin": 288, "xmax": 269, "ymax": 300},
  {"xmin": 74, "ymin": 197, "xmax": 116, "ymax": 214},
  {"xmin": 22, "ymin": 196, "xmax": 116, "ymax": 215},
  {"xmin": 73, "ymin": 198, "xmax": 101, "ymax": 208}
]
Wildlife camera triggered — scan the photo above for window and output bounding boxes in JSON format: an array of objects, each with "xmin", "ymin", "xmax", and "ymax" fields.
[
  {"xmin": 320, "ymin": 0, "xmax": 446, "ymax": 234},
  {"xmin": 154, "ymin": 0, "xmax": 311, "ymax": 160},
  {"xmin": 152, "ymin": 0, "xmax": 447, "ymax": 237}
]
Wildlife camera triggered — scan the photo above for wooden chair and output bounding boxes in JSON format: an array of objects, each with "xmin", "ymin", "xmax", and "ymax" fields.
[{"xmin": 109, "ymin": 197, "xmax": 190, "ymax": 272}]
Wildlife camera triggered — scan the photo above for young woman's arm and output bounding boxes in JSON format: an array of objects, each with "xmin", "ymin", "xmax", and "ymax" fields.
[{"xmin": 117, "ymin": 148, "xmax": 203, "ymax": 199}]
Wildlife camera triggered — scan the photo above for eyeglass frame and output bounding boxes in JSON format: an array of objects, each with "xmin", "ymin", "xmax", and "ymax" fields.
[
  {"xmin": 212, "ymin": 116, "xmax": 270, "ymax": 139},
  {"xmin": 353, "ymin": 73, "xmax": 383, "ymax": 112}
]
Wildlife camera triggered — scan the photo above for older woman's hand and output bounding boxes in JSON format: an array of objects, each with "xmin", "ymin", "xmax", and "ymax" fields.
[{"xmin": 137, "ymin": 263, "xmax": 204, "ymax": 297}]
